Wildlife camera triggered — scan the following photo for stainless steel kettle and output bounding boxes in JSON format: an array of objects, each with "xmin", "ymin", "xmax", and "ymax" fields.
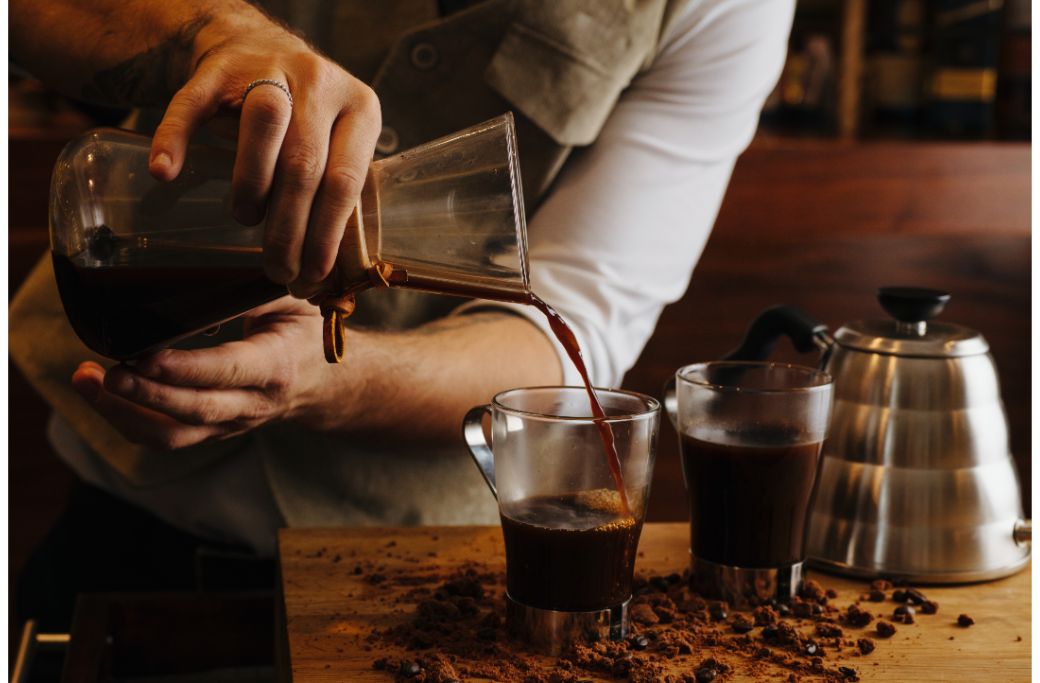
[{"xmin": 727, "ymin": 287, "xmax": 1030, "ymax": 582}]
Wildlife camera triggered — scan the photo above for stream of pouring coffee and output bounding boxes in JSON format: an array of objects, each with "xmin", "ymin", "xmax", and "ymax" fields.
[
  {"xmin": 380, "ymin": 269, "xmax": 631, "ymax": 513},
  {"xmin": 528, "ymin": 294, "xmax": 631, "ymax": 516}
]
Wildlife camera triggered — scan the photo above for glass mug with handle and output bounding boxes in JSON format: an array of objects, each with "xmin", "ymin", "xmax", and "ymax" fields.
[
  {"xmin": 463, "ymin": 386, "xmax": 659, "ymax": 655},
  {"xmin": 664, "ymin": 362, "xmax": 833, "ymax": 607}
]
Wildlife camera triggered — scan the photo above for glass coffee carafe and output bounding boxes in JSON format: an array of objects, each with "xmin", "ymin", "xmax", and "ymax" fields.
[{"xmin": 49, "ymin": 114, "xmax": 529, "ymax": 361}]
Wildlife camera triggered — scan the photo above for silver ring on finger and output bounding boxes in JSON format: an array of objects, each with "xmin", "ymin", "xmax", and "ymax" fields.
[{"xmin": 241, "ymin": 79, "xmax": 294, "ymax": 108}]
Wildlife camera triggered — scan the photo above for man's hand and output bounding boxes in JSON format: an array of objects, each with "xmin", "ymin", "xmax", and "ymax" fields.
[
  {"xmin": 153, "ymin": 10, "xmax": 382, "ymax": 299},
  {"xmin": 71, "ymin": 297, "xmax": 331, "ymax": 451},
  {"xmin": 12, "ymin": 0, "xmax": 382, "ymax": 300},
  {"xmin": 70, "ymin": 303, "xmax": 563, "ymax": 451}
]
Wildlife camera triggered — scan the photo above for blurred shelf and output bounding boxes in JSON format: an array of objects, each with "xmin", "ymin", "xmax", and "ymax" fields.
[{"xmin": 761, "ymin": 0, "xmax": 1029, "ymax": 141}]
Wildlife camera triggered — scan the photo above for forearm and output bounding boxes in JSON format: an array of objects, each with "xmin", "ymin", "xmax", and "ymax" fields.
[
  {"xmin": 300, "ymin": 313, "xmax": 563, "ymax": 443},
  {"xmin": 10, "ymin": 0, "xmax": 272, "ymax": 106}
]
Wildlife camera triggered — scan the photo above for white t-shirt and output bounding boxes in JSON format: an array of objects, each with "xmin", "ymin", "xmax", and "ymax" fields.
[{"xmin": 52, "ymin": 0, "xmax": 796, "ymax": 553}]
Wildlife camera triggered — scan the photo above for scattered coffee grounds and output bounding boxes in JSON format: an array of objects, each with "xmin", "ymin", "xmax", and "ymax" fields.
[
  {"xmin": 875, "ymin": 621, "xmax": 897, "ymax": 638},
  {"xmin": 365, "ymin": 564, "xmax": 962, "ymax": 682},
  {"xmin": 957, "ymin": 614, "xmax": 975, "ymax": 627},
  {"xmin": 800, "ymin": 580, "xmax": 827, "ymax": 602},
  {"xmin": 844, "ymin": 605, "xmax": 873, "ymax": 628},
  {"xmin": 732, "ymin": 615, "xmax": 754, "ymax": 634},
  {"xmin": 631, "ymin": 603, "xmax": 660, "ymax": 626},
  {"xmin": 815, "ymin": 623, "xmax": 843, "ymax": 639},
  {"xmin": 792, "ymin": 599, "xmax": 814, "ymax": 619}
]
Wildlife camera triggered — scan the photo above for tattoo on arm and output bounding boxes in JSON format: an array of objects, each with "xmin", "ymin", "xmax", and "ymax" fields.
[{"xmin": 81, "ymin": 14, "xmax": 213, "ymax": 106}]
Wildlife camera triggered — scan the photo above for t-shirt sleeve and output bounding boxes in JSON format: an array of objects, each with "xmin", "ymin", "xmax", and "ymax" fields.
[{"xmin": 455, "ymin": 0, "xmax": 795, "ymax": 387}]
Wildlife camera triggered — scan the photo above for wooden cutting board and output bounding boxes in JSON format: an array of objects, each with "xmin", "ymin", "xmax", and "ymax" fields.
[{"xmin": 278, "ymin": 524, "xmax": 1030, "ymax": 682}]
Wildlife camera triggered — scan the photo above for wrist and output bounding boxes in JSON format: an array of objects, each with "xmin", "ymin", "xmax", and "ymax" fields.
[
  {"xmin": 189, "ymin": 2, "xmax": 305, "ymax": 76},
  {"xmin": 287, "ymin": 326, "xmax": 371, "ymax": 433}
]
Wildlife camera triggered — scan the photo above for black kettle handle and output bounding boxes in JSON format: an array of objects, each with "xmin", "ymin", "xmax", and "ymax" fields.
[{"xmin": 723, "ymin": 305, "xmax": 830, "ymax": 362}]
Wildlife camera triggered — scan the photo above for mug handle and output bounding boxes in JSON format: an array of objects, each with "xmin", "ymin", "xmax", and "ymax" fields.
[
  {"xmin": 462, "ymin": 405, "xmax": 497, "ymax": 499},
  {"xmin": 662, "ymin": 375, "xmax": 678, "ymax": 429}
]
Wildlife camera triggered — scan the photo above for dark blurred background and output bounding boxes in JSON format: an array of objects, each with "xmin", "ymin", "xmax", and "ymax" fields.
[
  {"xmin": 8, "ymin": 0, "xmax": 1032, "ymax": 658},
  {"xmin": 759, "ymin": 0, "xmax": 1031, "ymax": 140}
]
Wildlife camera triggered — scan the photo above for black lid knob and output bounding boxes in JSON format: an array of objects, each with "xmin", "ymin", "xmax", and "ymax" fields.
[{"xmin": 877, "ymin": 287, "xmax": 951, "ymax": 323}]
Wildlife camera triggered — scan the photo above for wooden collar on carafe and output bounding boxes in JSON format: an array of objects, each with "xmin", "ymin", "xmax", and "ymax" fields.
[{"xmin": 318, "ymin": 192, "xmax": 390, "ymax": 364}]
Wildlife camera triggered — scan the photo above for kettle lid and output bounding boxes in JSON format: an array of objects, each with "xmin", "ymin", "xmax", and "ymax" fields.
[{"xmin": 834, "ymin": 287, "xmax": 989, "ymax": 358}]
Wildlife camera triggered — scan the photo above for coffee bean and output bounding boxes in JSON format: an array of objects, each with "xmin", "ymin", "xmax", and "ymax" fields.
[
  {"xmin": 629, "ymin": 634, "xmax": 650, "ymax": 651},
  {"xmin": 921, "ymin": 600, "xmax": 939, "ymax": 615},
  {"xmin": 709, "ymin": 602, "xmax": 728, "ymax": 621},
  {"xmin": 838, "ymin": 665, "xmax": 860, "ymax": 681},
  {"xmin": 811, "ymin": 603, "xmax": 824, "ymax": 616},
  {"xmin": 398, "ymin": 660, "xmax": 422, "ymax": 677},
  {"xmin": 804, "ymin": 639, "xmax": 820, "ymax": 656},
  {"xmin": 906, "ymin": 589, "xmax": 928, "ymax": 606},
  {"xmin": 875, "ymin": 621, "xmax": 897, "ymax": 638},
  {"xmin": 826, "ymin": 588, "xmax": 839, "ymax": 599},
  {"xmin": 957, "ymin": 614, "xmax": 975, "ymax": 627},
  {"xmin": 893, "ymin": 605, "xmax": 915, "ymax": 624},
  {"xmin": 694, "ymin": 667, "xmax": 717, "ymax": 683},
  {"xmin": 891, "ymin": 589, "xmax": 909, "ymax": 603},
  {"xmin": 867, "ymin": 589, "xmax": 886, "ymax": 602},
  {"xmin": 857, "ymin": 637, "xmax": 876, "ymax": 655},
  {"xmin": 777, "ymin": 603, "xmax": 792, "ymax": 617},
  {"xmin": 755, "ymin": 647, "xmax": 771, "ymax": 659},
  {"xmin": 761, "ymin": 625, "xmax": 779, "ymax": 642},
  {"xmin": 870, "ymin": 579, "xmax": 893, "ymax": 592}
]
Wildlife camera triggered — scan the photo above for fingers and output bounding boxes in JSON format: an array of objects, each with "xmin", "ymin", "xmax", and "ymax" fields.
[
  {"xmin": 263, "ymin": 96, "xmax": 335, "ymax": 285},
  {"xmin": 150, "ymin": 66, "xmax": 224, "ymax": 181},
  {"xmin": 291, "ymin": 99, "xmax": 382, "ymax": 298},
  {"xmin": 103, "ymin": 365, "xmax": 273, "ymax": 427},
  {"xmin": 72, "ymin": 363, "xmax": 218, "ymax": 450},
  {"xmin": 133, "ymin": 341, "xmax": 285, "ymax": 389},
  {"xmin": 231, "ymin": 84, "xmax": 293, "ymax": 225}
]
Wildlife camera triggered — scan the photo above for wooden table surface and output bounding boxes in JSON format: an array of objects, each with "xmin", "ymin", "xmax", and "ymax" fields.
[{"xmin": 278, "ymin": 524, "xmax": 1030, "ymax": 682}]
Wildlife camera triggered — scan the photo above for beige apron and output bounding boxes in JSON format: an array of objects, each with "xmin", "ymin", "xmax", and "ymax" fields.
[{"xmin": 10, "ymin": 0, "xmax": 681, "ymax": 529}]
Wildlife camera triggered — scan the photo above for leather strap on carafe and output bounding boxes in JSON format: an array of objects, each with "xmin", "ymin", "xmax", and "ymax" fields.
[
  {"xmin": 317, "ymin": 189, "xmax": 392, "ymax": 363},
  {"xmin": 318, "ymin": 262, "xmax": 394, "ymax": 363}
]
